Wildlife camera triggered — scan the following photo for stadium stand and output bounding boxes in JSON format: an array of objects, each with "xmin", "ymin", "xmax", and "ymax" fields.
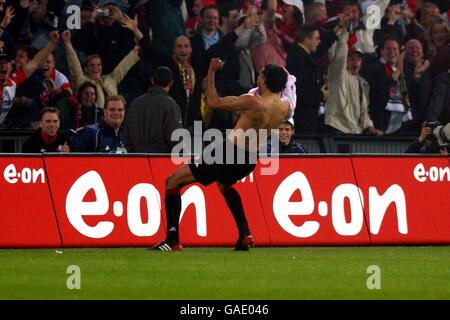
[{"xmin": 0, "ymin": 0, "xmax": 448, "ymax": 156}]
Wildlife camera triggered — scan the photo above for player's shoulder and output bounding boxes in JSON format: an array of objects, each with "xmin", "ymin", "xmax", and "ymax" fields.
[
  {"xmin": 278, "ymin": 98, "xmax": 290, "ymax": 116},
  {"xmin": 277, "ymin": 96, "xmax": 290, "ymax": 108},
  {"xmin": 240, "ymin": 93, "xmax": 259, "ymax": 100},
  {"xmin": 239, "ymin": 93, "xmax": 263, "ymax": 105}
]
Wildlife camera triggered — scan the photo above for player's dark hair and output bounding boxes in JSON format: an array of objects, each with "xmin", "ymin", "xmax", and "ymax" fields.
[{"xmin": 262, "ymin": 64, "xmax": 288, "ymax": 93}]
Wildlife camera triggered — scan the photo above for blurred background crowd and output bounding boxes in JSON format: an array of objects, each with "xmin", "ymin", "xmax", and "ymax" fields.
[{"xmin": 0, "ymin": 0, "xmax": 448, "ymax": 154}]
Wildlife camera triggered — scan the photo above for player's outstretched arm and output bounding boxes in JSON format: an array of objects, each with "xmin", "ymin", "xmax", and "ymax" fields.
[{"xmin": 206, "ymin": 58, "xmax": 255, "ymax": 111}]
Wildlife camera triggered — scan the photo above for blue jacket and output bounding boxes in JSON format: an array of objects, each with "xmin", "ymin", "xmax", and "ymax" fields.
[
  {"xmin": 266, "ymin": 140, "xmax": 307, "ymax": 154},
  {"xmin": 71, "ymin": 120, "xmax": 126, "ymax": 153}
]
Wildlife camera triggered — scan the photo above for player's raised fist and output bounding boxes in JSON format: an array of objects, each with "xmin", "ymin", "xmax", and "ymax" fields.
[
  {"xmin": 61, "ymin": 30, "xmax": 71, "ymax": 42},
  {"xmin": 209, "ymin": 58, "xmax": 224, "ymax": 72},
  {"xmin": 49, "ymin": 31, "xmax": 60, "ymax": 43}
]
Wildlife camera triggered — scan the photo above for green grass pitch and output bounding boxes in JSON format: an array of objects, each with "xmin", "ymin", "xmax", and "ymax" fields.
[{"xmin": 0, "ymin": 246, "xmax": 449, "ymax": 299}]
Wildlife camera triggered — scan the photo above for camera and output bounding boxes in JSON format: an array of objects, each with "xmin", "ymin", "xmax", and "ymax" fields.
[
  {"xmin": 432, "ymin": 123, "xmax": 450, "ymax": 147},
  {"xmin": 96, "ymin": 8, "xmax": 110, "ymax": 17},
  {"xmin": 424, "ymin": 121, "xmax": 440, "ymax": 142},
  {"xmin": 426, "ymin": 121, "xmax": 440, "ymax": 130},
  {"xmin": 44, "ymin": 11, "xmax": 59, "ymax": 31}
]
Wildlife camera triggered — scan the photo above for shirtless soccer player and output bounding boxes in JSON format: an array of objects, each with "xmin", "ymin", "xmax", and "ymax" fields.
[{"xmin": 154, "ymin": 58, "xmax": 290, "ymax": 251}]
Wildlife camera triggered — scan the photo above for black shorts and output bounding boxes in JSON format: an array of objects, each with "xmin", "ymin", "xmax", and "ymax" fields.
[{"xmin": 188, "ymin": 140, "xmax": 257, "ymax": 186}]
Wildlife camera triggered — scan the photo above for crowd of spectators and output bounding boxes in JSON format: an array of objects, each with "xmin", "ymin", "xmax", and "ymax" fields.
[{"xmin": 0, "ymin": 0, "xmax": 448, "ymax": 154}]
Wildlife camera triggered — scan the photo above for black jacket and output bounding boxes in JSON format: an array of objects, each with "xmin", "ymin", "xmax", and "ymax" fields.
[
  {"xmin": 286, "ymin": 44, "xmax": 324, "ymax": 134},
  {"xmin": 208, "ymin": 31, "xmax": 246, "ymax": 96},
  {"xmin": 125, "ymin": 87, "xmax": 183, "ymax": 153},
  {"xmin": 403, "ymin": 61, "xmax": 432, "ymax": 134},
  {"xmin": 190, "ymin": 28, "xmax": 224, "ymax": 78},
  {"xmin": 427, "ymin": 70, "xmax": 450, "ymax": 125},
  {"xmin": 360, "ymin": 59, "xmax": 396, "ymax": 132},
  {"xmin": 22, "ymin": 129, "xmax": 70, "ymax": 153},
  {"xmin": 163, "ymin": 57, "xmax": 202, "ymax": 129}
]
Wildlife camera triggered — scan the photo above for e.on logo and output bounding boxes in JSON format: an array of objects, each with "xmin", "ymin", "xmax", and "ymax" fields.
[
  {"xmin": 65, "ymin": 171, "xmax": 206, "ymax": 239},
  {"xmin": 3, "ymin": 164, "xmax": 45, "ymax": 184},
  {"xmin": 413, "ymin": 163, "xmax": 450, "ymax": 182},
  {"xmin": 273, "ymin": 172, "xmax": 408, "ymax": 238}
]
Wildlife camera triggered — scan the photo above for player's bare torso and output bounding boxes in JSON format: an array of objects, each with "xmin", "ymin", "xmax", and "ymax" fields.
[{"xmin": 228, "ymin": 94, "xmax": 289, "ymax": 152}]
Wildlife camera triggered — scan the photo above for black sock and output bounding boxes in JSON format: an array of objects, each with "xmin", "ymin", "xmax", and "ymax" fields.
[
  {"xmin": 165, "ymin": 188, "xmax": 181, "ymax": 243},
  {"xmin": 222, "ymin": 187, "xmax": 250, "ymax": 238}
]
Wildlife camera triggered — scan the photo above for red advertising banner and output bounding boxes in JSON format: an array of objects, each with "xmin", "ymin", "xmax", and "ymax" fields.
[
  {"xmin": 149, "ymin": 157, "xmax": 270, "ymax": 246},
  {"xmin": 254, "ymin": 157, "xmax": 371, "ymax": 245},
  {"xmin": 44, "ymin": 156, "xmax": 165, "ymax": 247},
  {"xmin": 0, "ymin": 156, "xmax": 448, "ymax": 248},
  {"xmin": 352, "ymin": 157, "xmax": 450, "ymax": 244},
  {"xmin": 0, "ymin": 156, "xmax": 61, "ymax": 247}
]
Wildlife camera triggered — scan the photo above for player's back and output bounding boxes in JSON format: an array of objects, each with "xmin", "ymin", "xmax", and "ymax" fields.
[{"xmin": 230, "ymin": 94, "xmax": 289, "ymax": 152}]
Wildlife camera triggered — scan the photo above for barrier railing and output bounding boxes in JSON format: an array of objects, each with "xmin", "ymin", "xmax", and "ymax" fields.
[
  {"xmin": 295, "ymin": 134, "xmax": 416, "ymax": 154},
  {"xmin": 0, "ymin": 130, "xmax": 34, "ymax": 153},
  {"xmin": 0, "ymin": 130, "xmax": 417, "ymax": 154}
]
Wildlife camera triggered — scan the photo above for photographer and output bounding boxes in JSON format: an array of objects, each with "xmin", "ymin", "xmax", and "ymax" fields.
[
  {"xmin": 374, "ymin": 1, "xmax": 417, "ymax": 48},
  {"xmin": 71, "ymin": 0, "xmax": 141, "ymax": 74},
  {"xmin": 405, "ymin": 121, "xmax": 449, "ymax": 154}
]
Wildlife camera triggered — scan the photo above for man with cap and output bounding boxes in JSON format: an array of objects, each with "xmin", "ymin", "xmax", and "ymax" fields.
[
  {"xmin": 276, "ymin": 0, "xmax": 304, "ymax": 52},
  {"xmin": 325, "ymin": 27, "xmax": 382, "ymax": 135},
  {"xmin": 0, "ymin": 31, "xmax": 60, "ymax": 128},
  {"xmin": 282, "ymin": 0, "xmax": 304, "ymax": 16}
]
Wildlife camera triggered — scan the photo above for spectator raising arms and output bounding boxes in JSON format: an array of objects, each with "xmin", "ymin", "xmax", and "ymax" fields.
[
  {"xmin": 39, "ymin": 52, "xmax": 75, "ymax": 129},
  {"xmin": 325, "ymin": 27, "xmax": 382, "ymax": 136},
  {"xmin": 62, "ymin": 29, "xmax": 140, "ymax": 109},
  {"xmin": 0, "ymin": 31, "xmax": 60, "ymax": 128}
]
